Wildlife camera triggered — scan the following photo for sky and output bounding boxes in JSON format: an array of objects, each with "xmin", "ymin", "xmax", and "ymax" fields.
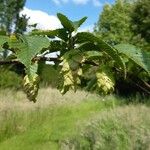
[{"xmin": 22, "ymin": 0, "xmax": 115, "ymax": 31}]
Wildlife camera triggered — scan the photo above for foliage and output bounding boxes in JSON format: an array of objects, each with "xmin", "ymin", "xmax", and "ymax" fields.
[
  {"xmin": 0, "ymin": 66, "xmax": 22, "ymax": 89},
  {"xmin": 131, "ymin": 0, "xmax": 150, "ymax": 48},
  {"xmin": 94, "ymin": 0, "xmax": 133, "ymax": 46},
  {"xmin": 8, "ymin": 34, "xmax": 49, "ymax": 101},
  {"xmin": 94, "ymin": 0, "xmax": 150, "ymax": 96},
  {"xmin": 0, "ymin": 0, "xmax": 27, "ymax": 33},
  {"xmin": 114, "ymin": 44, "xmax": 150, "ymax": 74},
  {"xmin": 38, "ymin": 63, "xmax": 61, "ymax": 87},
  {"xmin": 131, "ymin": 0, "xmax": 150, "ymax": 51},
  {"xmin": 94, "ymin": 0, "xmax": 149, "ymax": 49},
  {"xmin": 32, "ymin": 13, "xmax": 127, "ymax": 96},
  {"xmin": 0, "ymin": 13, "xmax": 149, "ymax": 101}
]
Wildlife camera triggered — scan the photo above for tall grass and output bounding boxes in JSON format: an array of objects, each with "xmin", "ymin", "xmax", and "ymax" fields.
[
  {"xmin": 61, "ymin": 105, "xmax": 150, "ymax": 150},
  {"xmin": 0, "ymin": 88, "xmax": 149, "ymax": 150},
  {"xmin": 0, "ymin": 88, "xmax": 120, "ymax": 150}
]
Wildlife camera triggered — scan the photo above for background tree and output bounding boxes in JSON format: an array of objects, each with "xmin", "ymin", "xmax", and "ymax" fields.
[
  {"xmin": 0, "ymin": 0, "xmax": 27, "ymax": 34},
  {"xmin": 0, "ymin": 0, "xmax": 28, "ymax": 90},
  {"xmin": 131, "ymin": 0, "xmax": 150, "ymax": 50},
  {"xmin": 94, "ymin": 0, "xmax": 149, "ymax": 50},
  {"xmin": 94, "ymin": 0, "xmax": 133, "ymax": 46}
]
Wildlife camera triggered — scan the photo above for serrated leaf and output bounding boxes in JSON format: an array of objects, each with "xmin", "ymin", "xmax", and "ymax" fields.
[
  {"xmin": 49, "ymin": 40, "xmax": 67, "ymax": 55},
  {"xmin": 0, "ymin": 36, "xmax": 9, "ymax": 51},
  {"xmin": 85, "ymin": 77, "xmax": 97, "ymax": 91},
  {"xmin": 30, "ymin": 30, "xmax": 55, "ymax": 38},
  {"xmin": 57, "ymin": 13, "xmax": 74, "ymax": 33},
  {"xmin": 77, "ymin": 42, "xmax": 103, "ymax": 59},
  {"xmin": 8, "ymin": 35, "xmax": 49, "ymax": 72},
  {"xmin": 114, "ymin": 44, "xmax": 150, "ymax": 75},
  {"xmin": 54, "ymin": 28, "xmax": 68, "ymax": 41},
  {"xmin": 31, "ymin": 28, "xmax": 68, "ymax": 41},
  {"xmin": 77, "ymin": 42, "xmax": 99, "ymax": 51},
  {"xmin": 57, "ymin": 13, "xmax": 87, "ymax": 33},
  {"xmin": 7, "ymin": 35, "xmax": 46, "ymax": 102},
  {"xmin": 75, "ymin": 32, "xmax": 126, "ymax": 77},
  {"xmin": 85, "ymin": 51, "xmax": 103, "ymax": 59},
  {"xmin": 72, "ymin": 17, "xmax": 87, "ymax": 31}
]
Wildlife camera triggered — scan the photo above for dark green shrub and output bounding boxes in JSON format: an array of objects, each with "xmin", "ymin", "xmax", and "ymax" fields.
[
  {"xmin": 38, "ymin": 63, "xmax": 61, "ymax": 88},
  {"xmin": 0, "ymin": 67, "xmax": 22, "ymax": 89}
]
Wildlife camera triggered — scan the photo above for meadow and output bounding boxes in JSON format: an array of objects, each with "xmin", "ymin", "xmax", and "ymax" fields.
[{"xmin": 0, "ymin": 88, "xmax": 149, "ymax": 150}]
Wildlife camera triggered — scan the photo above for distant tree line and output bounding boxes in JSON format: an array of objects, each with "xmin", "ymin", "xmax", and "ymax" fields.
[{"xmin": 94, "ymin": 0, "xmax": 150, "ymax": 51}]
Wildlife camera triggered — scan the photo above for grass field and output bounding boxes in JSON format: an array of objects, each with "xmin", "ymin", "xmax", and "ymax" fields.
[{"xmin": 0, "ymin": 88, "xmax": 149, "ymax": 150}]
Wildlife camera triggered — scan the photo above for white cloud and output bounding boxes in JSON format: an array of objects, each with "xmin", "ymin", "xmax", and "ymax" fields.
[
  {"xmin": 52, "ymin": 0, "xmax": 102, "ymax": 7},
  {"xmin": 20, "ymin": 7, "xmax": 95, "ymax": 33},
  {"xmin": 52, "ymin": 0, "xmax": 69, "ymax": 5},
  {"xmin": 72, "ymin": 0, "xmax": 90, "ymax": 5},
  {"xmin": 20, "ymin": 7, "xmax": 62, "ymax": 30},
  {"xmin": 92, "ymin": 0, "xmax": 102, "ymax": 7}
]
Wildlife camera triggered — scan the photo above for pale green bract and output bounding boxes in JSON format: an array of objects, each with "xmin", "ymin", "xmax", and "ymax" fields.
[
  {"xmin": 96, "ymin": 69, "xmax": 115, "ymax": 94},
  {"xmin": 60, "ymin": 50, "xmax": 84, "ymax": 94},
  {"xmin": 23, "ymin": 74, "xmax": 40, "ymax": 102}
]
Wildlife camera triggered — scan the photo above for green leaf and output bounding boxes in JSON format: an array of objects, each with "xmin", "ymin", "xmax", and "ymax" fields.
[
  {"xmin": 85, "ymin": 51, "xmax": 103, "ymax": 59},
  {"xmin": 57, "ymin": 13, "xmax": 74, "ymax": 33},
  {"xmin": 77, "ymin": 42, "xmax": 99, "ymax": 52},
  {"xmin": 75, "ymin": 32, "xmax": 126, "ymax": 77},
  {"xmin": 8, "ymin": 35, "xmax": 49, "ymax": 102},
  {"xmin": 85, "ymin": 77, "xmax": 97, "ymax": 91},
  {"xmin": 31, "ymin": 28, "xmax": 68, "ymax": 41},
  {"xmin": 72, "ymin": 17, "xmax": 87, "ymax": 31},
  {"xmin": 57, "ymin": 13, "xmax": 87, "ymax": 33},
  {"xmin": 0, "ymin": 36, "xmax": 9, "ymax": 51},
  {"xmin": 114, "ymin": 44, "xmax": 150, "ymax": 75},
  {"xmin": 30, "ymin": 30, "xmax": 55, "ymax": 38},
  {"xmin": 9, "ymin": 35, "xmax": 49, "ymax": 72},
  {"xmin": 54, "ymin": 28, "xmax": 68, "ymax": 41},
  {"xmin": 49, "ymin": 40, "xmax": 67, "ymax": 54}
]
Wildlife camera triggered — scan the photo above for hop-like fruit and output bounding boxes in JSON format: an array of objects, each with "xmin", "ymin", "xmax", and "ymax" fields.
[
  {"xmin": 23, "ymin": 74, "xmax": 40, "ymax": 102},
  {"xmin": 60, "ymin": 57, "xmax": 83, "ymax": 94},
  {"xmin": 96, "ymin": 70, "xmax": 115, "ymax": 95},
  {"xmin": 10, "ymin": 34, "xmax": 18, "ymax": 42}
]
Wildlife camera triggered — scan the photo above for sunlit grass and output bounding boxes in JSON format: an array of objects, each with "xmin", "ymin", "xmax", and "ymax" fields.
[
  {"xmin": 0, "ymin": 87, "xmax": 149, "ymax": 150},
  {"xmin": 61, "ymin": 105, "xmax": 150, "ymax": 150},
  {"xmin": 0, "ymin": 88, "xmax": 119, "ymax": 150}
]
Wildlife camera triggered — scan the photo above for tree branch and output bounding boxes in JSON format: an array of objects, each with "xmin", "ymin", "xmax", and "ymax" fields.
[
  {"xmin": 0, "ymin": 57, "xmax": 60, "ymax": 65},
  {"xmin": 0, "ymin": 57, "xmax": 100, "ymax": 66},
  {"xmin": 0, "ymin": 60, "xmax": 19, "ymax": 65}
]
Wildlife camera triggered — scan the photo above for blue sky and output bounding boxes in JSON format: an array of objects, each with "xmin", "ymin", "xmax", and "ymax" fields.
[{"xmin": 23, "ymin": 0, "xmax": 114, "ymax": 31}]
